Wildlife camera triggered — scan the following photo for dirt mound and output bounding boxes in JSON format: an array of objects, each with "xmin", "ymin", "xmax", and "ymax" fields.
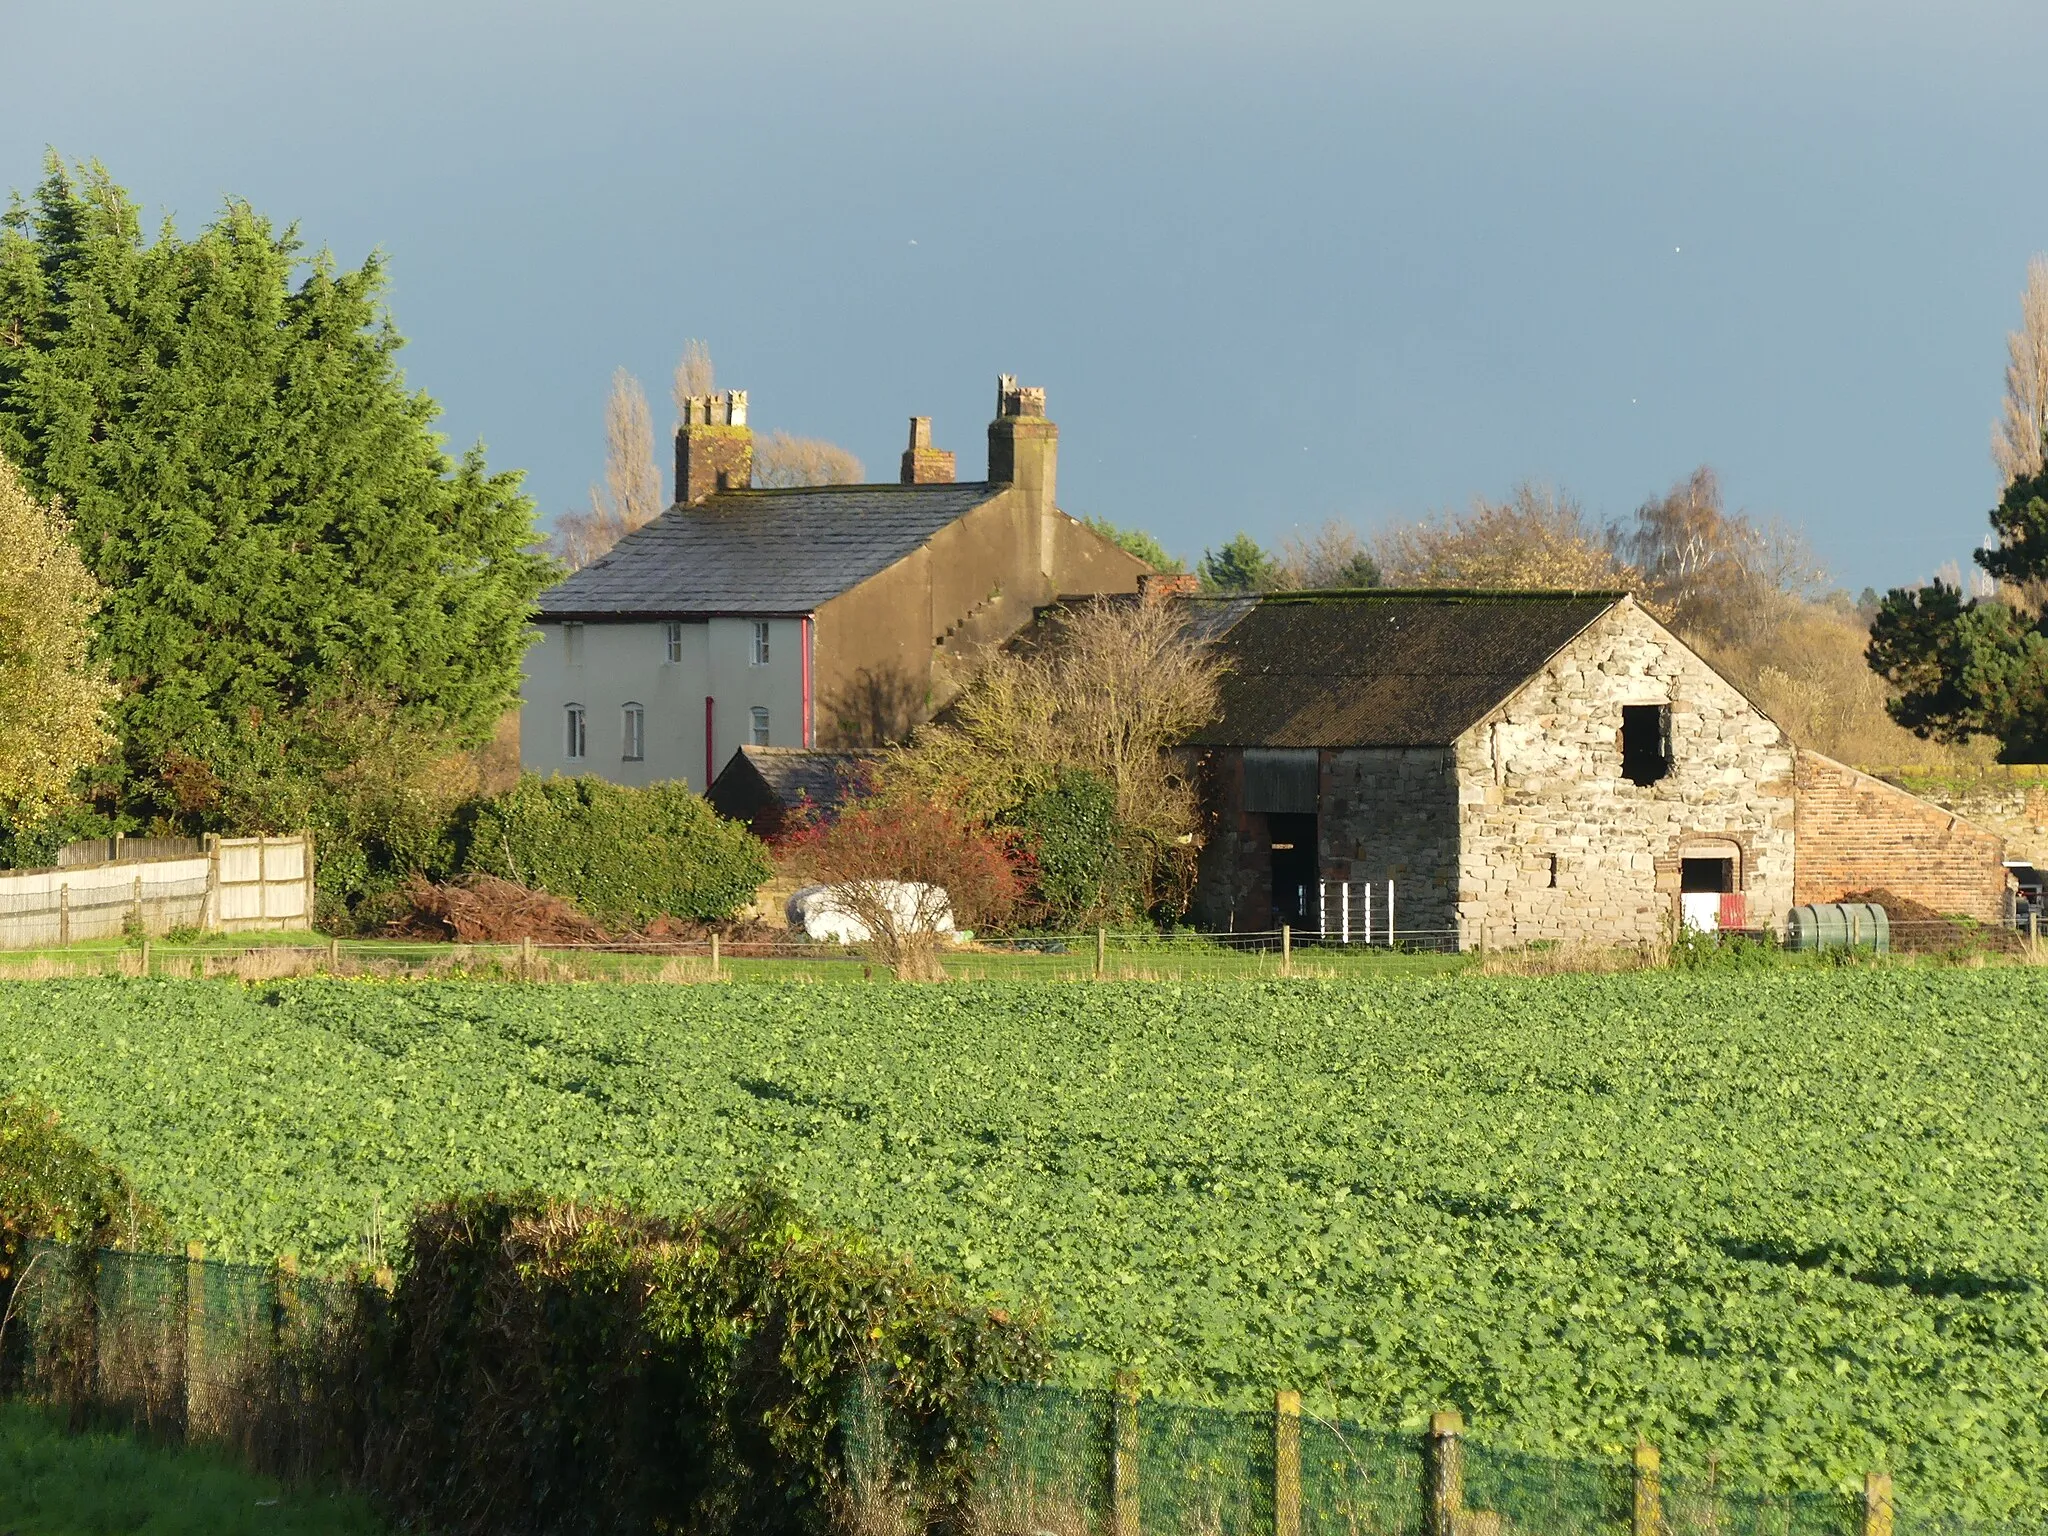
[
  {"xmin": 391, "ymin": 875, "xmax": 611, "ymax": 944},
  {"xmin": 1836, "ymin": 888, "xmax": 2023, "ymax": 955}
]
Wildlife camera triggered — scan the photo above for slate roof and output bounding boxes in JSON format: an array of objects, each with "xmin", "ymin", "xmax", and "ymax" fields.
[
  {"xmin": 1185, "ymin": 590, "xmax": 1626, "ymax": 748},
  {"xmin": 538, "ymin": 483, "xmax": 1005, "ymax": 618},
  {"xmin": 714, "ymin": 747, "xmax": 864, "ymax": 811}
]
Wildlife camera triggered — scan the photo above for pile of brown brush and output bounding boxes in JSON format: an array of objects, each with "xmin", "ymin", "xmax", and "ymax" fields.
[
  {"xmin": 390, "ymin": 874, "xmax": 611, "ymax": 945},
  {"xmin": 1838, "ymin": 888, "xmax": 2025, "ymax": 957}
]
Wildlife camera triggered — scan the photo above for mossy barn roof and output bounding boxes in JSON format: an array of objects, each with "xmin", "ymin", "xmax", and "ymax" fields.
[{"xmin": 1185, "ymin": 590, "xmax": 1626, "ymax": 749}]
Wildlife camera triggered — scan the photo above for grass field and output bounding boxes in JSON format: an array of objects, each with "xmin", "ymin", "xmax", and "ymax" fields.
[
  {"xmin": 0, "ymin": 1402, "xmax": 383, "ymax": 1534},
  {"xmin": 1, "ymin": 971, "xmax": 2045, "ymax": 1515}
]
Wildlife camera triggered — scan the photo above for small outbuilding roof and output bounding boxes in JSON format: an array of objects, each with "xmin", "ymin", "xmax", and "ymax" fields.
[
  {"xmin": 706, "ymin": 746, "xmax": 866, "ymax": 835},
  {"xmin": 1185, "ymin": 589, "xmax": 1626, "ymax": 748},
  {"xmin": 538, "ymin": 482, "xmax": 1005, "ymax": 619}
]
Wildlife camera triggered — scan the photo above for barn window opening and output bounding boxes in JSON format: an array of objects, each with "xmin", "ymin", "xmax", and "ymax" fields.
[
  {"xmin": 1681, "ymin": 857, "xmax": 1735, "ymax": 893},
  {"xmin": 622, "ymin": 703, "xmax": 645, "ymax": 762},
  {"xmin": 1547, "ymin": 854, "xmax": 1559, "ymax": 888},
  {"xmin": 1622, "ymin": 704, "xmax": 1672, "ymax": 786}
]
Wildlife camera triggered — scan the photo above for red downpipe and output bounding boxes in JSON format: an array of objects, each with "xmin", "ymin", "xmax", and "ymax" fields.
[
  {"xmin": 704, "ymin": 695, "xmax": 715, "ymax": 790},
  {"xmin": 801, "ymin": 615, "xmax": 815, "ymax": 748}
]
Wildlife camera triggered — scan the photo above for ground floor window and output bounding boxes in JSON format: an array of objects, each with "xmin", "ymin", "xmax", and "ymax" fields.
[
  {"xmin": 749, "ymin": 706, "xmax": 771, "ymax": 746},
  {"xmin": 565, "ymin": 704, "xmax": 587, "ymax": 760},
  {"xmin": 622, "ymin": 703, "xmax": 645, "ymax": 761}
]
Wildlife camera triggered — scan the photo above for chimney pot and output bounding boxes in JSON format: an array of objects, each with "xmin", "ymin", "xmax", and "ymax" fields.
[{"xmin": 900, "ymin": 416, "xmax": 956, "ymax": 484}]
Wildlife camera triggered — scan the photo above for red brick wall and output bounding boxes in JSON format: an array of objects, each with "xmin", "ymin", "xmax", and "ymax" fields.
[{"xmin": 1794, "ymin": 750, "xmax": 2008, "ymax": 922}]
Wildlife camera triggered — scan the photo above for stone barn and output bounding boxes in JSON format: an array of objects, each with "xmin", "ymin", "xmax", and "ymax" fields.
[{"xmin": 1186, "ymin": 590, "xmax": 1800, "ymax": 948}]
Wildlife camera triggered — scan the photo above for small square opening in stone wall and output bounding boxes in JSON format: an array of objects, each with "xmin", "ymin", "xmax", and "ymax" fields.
[{"xmin": 1622, "ymin": 704, "xmax": 1672, "ymax": 786}]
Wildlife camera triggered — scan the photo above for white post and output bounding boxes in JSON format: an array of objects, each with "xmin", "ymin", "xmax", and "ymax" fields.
[
  {"xmin": 1362, "ymin": 881, "xmax": 1372, "ymax": 949},
  {"xmin": 1318, "ymin": 881, "xmax": 1327, "ymax": 938},
  {"xmin": 1387, "ymin": 878, "xmax": 1395, "ymax": 948},
  {"xmin": 1339, "ymin": 881, "xmax": 1351, "ymax": 945}
]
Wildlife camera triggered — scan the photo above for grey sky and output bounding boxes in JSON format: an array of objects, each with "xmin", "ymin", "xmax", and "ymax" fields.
[{"xmin": 7, "ymin": 0, "xmax": 2044, "ymax": 592}]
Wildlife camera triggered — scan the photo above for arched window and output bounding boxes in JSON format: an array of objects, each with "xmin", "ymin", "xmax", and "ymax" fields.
[
  {"xmin": 564, "ymin": 703, "xmax": 587, "ymax": 761},
  {"xmin": 622, "ymin": 703, "xmax": 645, "ymax": 762},
  {"xmin": 749, "ymin": 706, "xmax": 770, "ymax": 746}
]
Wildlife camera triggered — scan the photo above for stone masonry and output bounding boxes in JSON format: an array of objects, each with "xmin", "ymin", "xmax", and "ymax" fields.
[{"xmin": 1452, "ymin": 601, "xmax": 1796, "ymax": 948}]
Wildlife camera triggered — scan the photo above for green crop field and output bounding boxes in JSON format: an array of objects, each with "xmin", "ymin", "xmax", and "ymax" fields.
[{"xmin": 0, "ymin": 973, "xmax": 2044, "ymax": 1517}]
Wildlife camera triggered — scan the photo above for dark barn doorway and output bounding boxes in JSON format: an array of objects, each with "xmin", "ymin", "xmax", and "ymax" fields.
[{"xmin": 1269, "ymin": 813, "xmax": 1319, "ymax": 931}]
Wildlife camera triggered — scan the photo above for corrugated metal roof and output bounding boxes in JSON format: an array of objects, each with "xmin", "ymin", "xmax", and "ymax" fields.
[
  {"xmin": 538, "ymin": 483, "xmax": 1005, "ymax": 618},
  {"xmin": 1186, "ymin": 590, "xmax": 1624, "ymax": 748}
]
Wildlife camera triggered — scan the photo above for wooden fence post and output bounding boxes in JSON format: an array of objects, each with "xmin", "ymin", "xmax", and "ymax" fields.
[
  {"xmin": 184, "ymin": 1241, "xmax": 206, "ymax": 1436},
  {"xmin": 204, "ymin": 834, "xmax": 221, "ymax": 933},
  {"xmin": 132, "ymin": 874, "xmax": 144, "ymax": 935},
  {"xmin": 328, "ymin": 936, "xmax": 340, "ymax": 971},
  {"xmin": 140, "ymin": 939, "xmax": 151, "ymax": 977},
  {"xmin": 58, "ymin": 882, "xmax": 69, "ymax": 947},
  {"xmin": 1111, "ymin": 1370, "xmax": 1141, "ymax": 1536},
  {"xmin": 302, "ymin": 832, "xmax": 316, "ymax": 934},
  {"xmin": 1427, "ymin": 1410, "xmax": 1465, "ymax": 1536},
  {"xmin": 1274, "ymin": 1390, "xmax": 1302, "ymax": 1536},
  {"xmin": 521, "ymin": 934, "xmax": 535, "ymax": 979},
  {"xmin": 1281, "ymin": 924, "xmax": 1292, "ymax": 977},
  {"xmin": 2030, "ymin": 908, "xmax": 2038, "ymax": 957},
  {"xmin": 1633, "ymin": 1440, "xmax": 1662, "ymax": 1536},
  {"xmin": 1863, "ymin": 1472, "xmax": 1893, "ymax": 1536},
  {"xmin": 1096, "ymin": 926, "xmax": 1107, "ymax": 979},
  {"xmin": 256, "ymin": 833, "xmax": 268, "ymax": 926},
  {"xmin": 710, "ymin": 932, "xmax": 721, "ymax": 979}
]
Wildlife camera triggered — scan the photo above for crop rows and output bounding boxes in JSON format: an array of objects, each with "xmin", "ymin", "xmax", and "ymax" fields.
[{"xmin": 0, "ymin": 973, "xmax": 2044, "ymax": 1516}]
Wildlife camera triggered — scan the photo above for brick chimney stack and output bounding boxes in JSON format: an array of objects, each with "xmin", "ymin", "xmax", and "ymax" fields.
[
  {"xmin": 987, "ymin": 375, "xmax": 1055, "ymax": 512},
  {"xmin": 900, "ymin": 417, "xmax": 956, "ymax": 484},
  {"xmin": 675, "ymin": 390, "xmax": 752, "ymax": 505}
]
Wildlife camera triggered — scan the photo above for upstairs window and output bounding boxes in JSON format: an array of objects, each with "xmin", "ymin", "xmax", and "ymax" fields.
[
  {"xmin": 564, "ymin": 704, "xmax": 587, "ymax": 761},
  {"xmin": 750, "ymin": 706, "xmax": 771, "ymax": 746},
  {"xmin": 563, "ymin": 621, "xmax": 584, "ymax": 666},
  {"xmin": 1622, "ymin": 704, "xmax": 1672, "ymax": 786},
  {"xmin": 751, "ymin": 621, "xmax": 771, "ymax": 666},
  {"xmin": 663, "ymin": 622, "xmax": 683, "ymax": 663},
  {"xmin": 622, "ymin": 703, "xmax": 645, "ymax": 762}
]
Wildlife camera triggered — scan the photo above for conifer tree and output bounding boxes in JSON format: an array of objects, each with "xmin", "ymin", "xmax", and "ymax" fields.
[{"xmin": 0, "ymin": 158, "xmax": 552, "ymax": 826}]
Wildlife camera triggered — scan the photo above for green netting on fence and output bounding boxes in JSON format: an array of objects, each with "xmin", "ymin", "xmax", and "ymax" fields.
[
  {"xmin": 0, "ymin": 1238, "xmax": 1999, "ymax": 1536},
  {"xmin": 0, "ymin": 1237, "xmax": 367, "ymax": 1479}
]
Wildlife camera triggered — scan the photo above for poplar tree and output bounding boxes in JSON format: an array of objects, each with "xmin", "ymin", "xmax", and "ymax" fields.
[{"xmin": 0, "ymin": 158, "xmax": 552, "ymax": 827}]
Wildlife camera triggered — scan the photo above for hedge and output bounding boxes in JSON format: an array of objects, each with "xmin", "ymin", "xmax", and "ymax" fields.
[{"xmin": 459, "ymin": 775, "xmax": 771, "ymax": 929}]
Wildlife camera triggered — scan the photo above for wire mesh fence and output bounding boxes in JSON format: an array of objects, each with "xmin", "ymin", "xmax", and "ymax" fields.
[{"xmin": 0, "ymin": 1238, "xmax": 1989, "ymax": 1536}]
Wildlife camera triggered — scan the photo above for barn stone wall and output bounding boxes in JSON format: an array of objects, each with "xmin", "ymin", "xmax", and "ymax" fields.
[
  {"xmin": 1315, "ymin": 749, "xmax": 1460, "ymax": 941},
  {"xmin": 1793, "ymin": 751, "xmax": 2008, "ymax": 922},
  {"xmin": 1454, "ymin": 602, "xmax": 1797, "ymax": 949}
]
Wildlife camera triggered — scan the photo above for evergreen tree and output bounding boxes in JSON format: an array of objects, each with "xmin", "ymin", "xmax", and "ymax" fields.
[
  {"xmin": 1081, "ymin": 514, "xmax": 1180, "ymax": 572},
  {"xmin": 1868, "ymin": 468, "xmax": 2048, "ymax": 759},
  {"xmin": 0, "ymin": 158, "xmax": 552, "ymax": 826},
  {"xmin": 1197, "ymin": 532, "xmax": 1275, "ymax": 593}
]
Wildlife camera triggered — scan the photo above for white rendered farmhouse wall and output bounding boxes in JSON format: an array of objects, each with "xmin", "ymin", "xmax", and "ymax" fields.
[{"xmin": 520, "ymin": 616, "xmax": 811, "ymax": 792}]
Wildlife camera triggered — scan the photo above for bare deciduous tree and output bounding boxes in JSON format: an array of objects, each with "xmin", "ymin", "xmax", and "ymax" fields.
[
  {"xmin": 1617, "ymin": 467, "xmax": 1824, "ymax": 650},
  {"xmin": 1376, "ymin": 483, "xmax": 1627, "ymax": 591},
  {"xmin": 1271, "ymin": 520, "xmax": 1380, "ymax": 589},
  {"xmin": 552, "ymin": 369, "xmax": 665, "ymax": 570},
  {"xmin": 753, "ymin": 431, "xmax": 865, "ymax": 488},
  {"xmin": 876, "ymin": 596, "xmax": 1225, "ymax": 897},
  {"xmin": 1993, "ymin": 256, "xmax": 2048, "ymax": 487},
  {"xmin": 671, "ymin": 338, "xmax": 715, "ymax": 424}
]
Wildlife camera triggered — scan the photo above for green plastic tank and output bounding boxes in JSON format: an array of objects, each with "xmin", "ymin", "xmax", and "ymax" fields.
[{"xmin": 1785, "ymin": 902, "xmax": 1889, "ymax": 953}]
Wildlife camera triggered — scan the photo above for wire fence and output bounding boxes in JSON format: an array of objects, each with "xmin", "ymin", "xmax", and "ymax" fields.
[{"xmin": 0, "ymin": 1239, "xmax": 1958, "ymax": 1535}]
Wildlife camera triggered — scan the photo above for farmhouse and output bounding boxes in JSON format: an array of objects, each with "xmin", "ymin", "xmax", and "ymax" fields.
[
  {"xmin": 521, "ymin": 378, "xmax": 1149, "ymax": 789},
  {"xmin": 1185, "ymin": 589, "xmax": 2013, "ymax": 946}
]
